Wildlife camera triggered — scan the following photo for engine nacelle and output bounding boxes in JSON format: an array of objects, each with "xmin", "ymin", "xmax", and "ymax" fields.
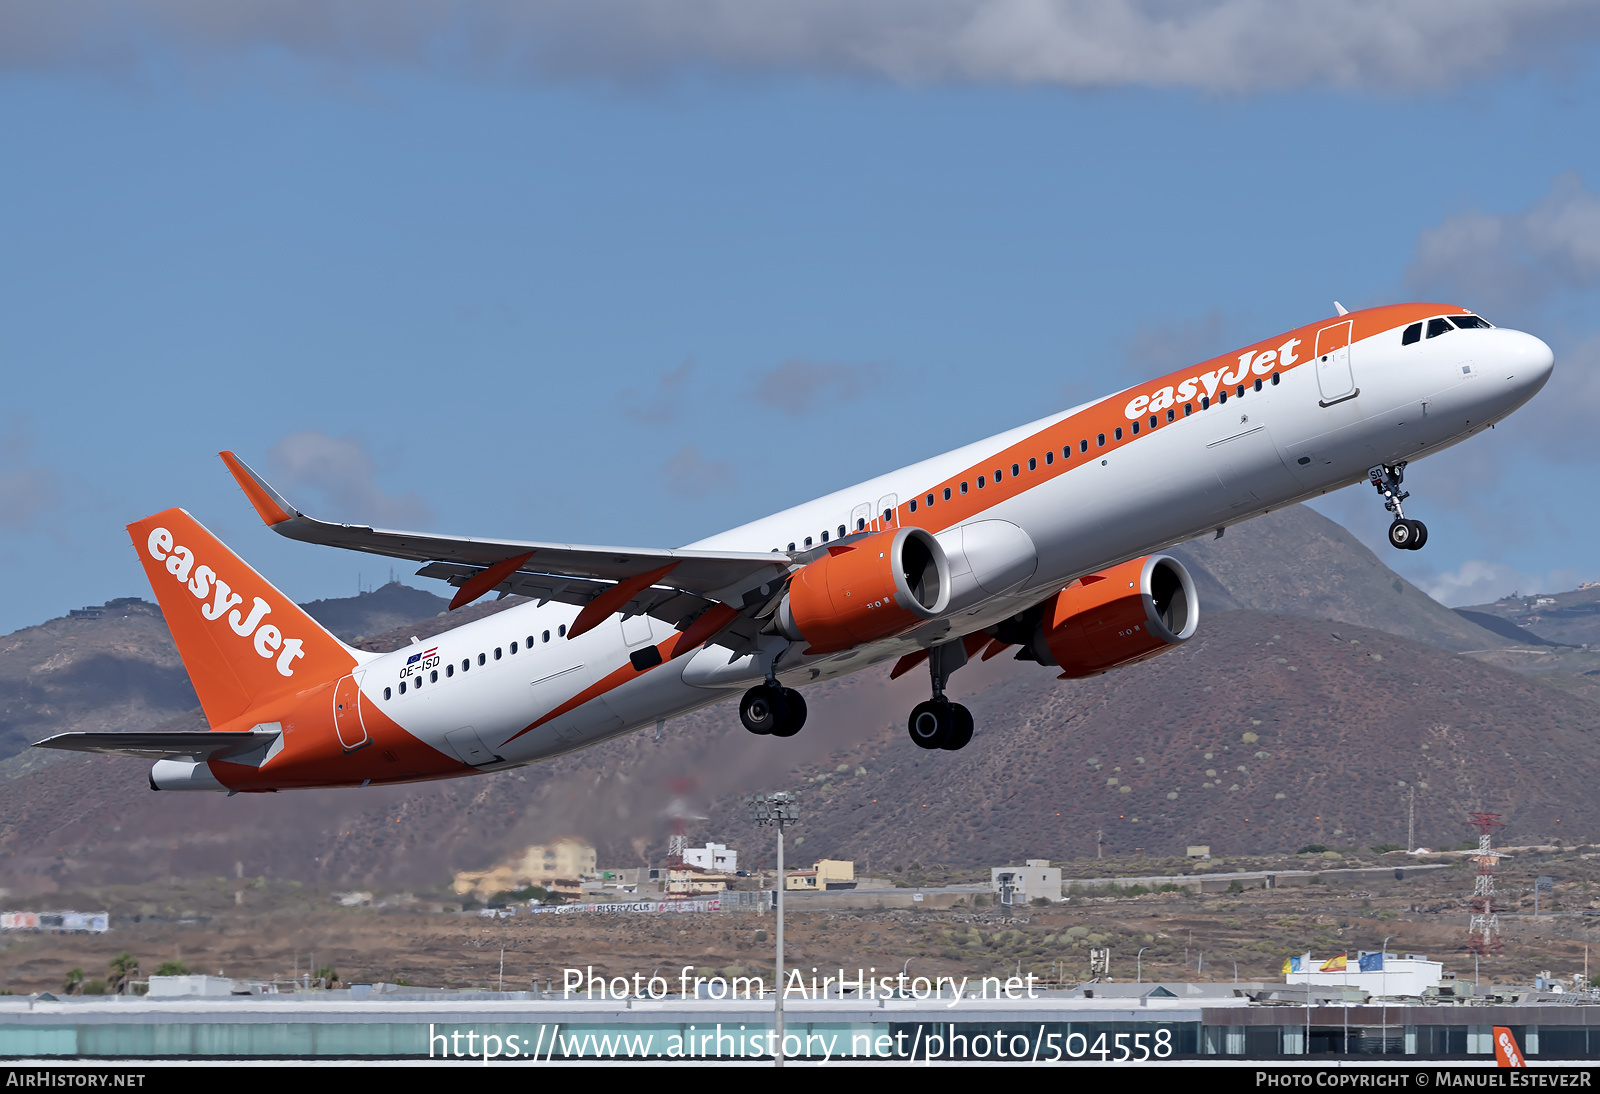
[
  {"xmin": 1031, "ymin": 554, "xmax": 1198, "ymax": 678},
  {"xmin": 776, "ymin": 527, "xmax": 951, "ymax": 654}
]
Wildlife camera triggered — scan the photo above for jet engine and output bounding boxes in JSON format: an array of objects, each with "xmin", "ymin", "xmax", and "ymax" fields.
[
  {"xmin": 775, "ymin": 527, "xmax": 951, "ymax": 654},
  {"xmin": 1028, "ymin": 554, "xmax": 1198, "ymax": 678}
]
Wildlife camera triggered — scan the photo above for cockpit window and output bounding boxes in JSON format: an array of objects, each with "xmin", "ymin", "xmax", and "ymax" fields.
[
  {"xmin": 1426, "ymin": 317, "xmax": 1455, "ymax": 339},
  {"xmin": 1452, "ymin": 314, "xmax": 1493, "ymax": 329},
  {"xmin": 1402, "ymin": 322, "xmax": 1422, "ymax": 346}
]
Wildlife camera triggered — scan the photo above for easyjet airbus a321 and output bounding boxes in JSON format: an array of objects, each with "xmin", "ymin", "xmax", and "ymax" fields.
[{"xmin": 38, "ymin": 303, "xmax": 1553, "ymax": 792}]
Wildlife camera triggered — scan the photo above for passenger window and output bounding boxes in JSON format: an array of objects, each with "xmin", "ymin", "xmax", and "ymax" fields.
[
  {"xmin": 1131, "ymin": 421, "xmax": 1139, "ymax": 435},
  {"xmin": 838, "ymin": 525, "xmax": 846, "ymax": 537},
  {"xmin": 1201, "ymin": 396, "xmax": 1210, "ymax": 409},
  {"xmin": 526, "ymin": 636, "xmax": 535, "ymax": 647},
  {"xmin": 821, "ymin": 530, "xmax": 829, "ymax": 542},
  {"xmin": 1096, "ymin": 434, "xmax": 1105, "ymax": 447},
  {"xmin": 1114, "ymin": 427, "xmax": 1123, "ymax": 441},
  {"xmin": 446, "ymin": 664, "xmax": 454, "ymax": 677},
  {"xmin": 1045, "ymin": 451, "xmax": 1054, "ymax": 465},
  {"xmin": 908, "ymin": 500, "xmax": 917, "ymax": 513},
  {"xmin": 1079, "ymin": 440, "xmax": 1088, "ymax": 453},
  {"xmin": 882, "ymin": 509, "xmax": 893, "ymax": 523},
  {"xmin": 399, "ymin": 681, "xmax": 406, "ymax": 694},
  {"xmin": 384, "ymin": 687, "xmax": 392, "ymax": 700},
  {"xmin": 510, "ymin": 641, "xmax": 518, "ymax": 654},
  {"xmin": 462, "ymin": 659, "xmax": 469, "ymax": 671},
  {"xmin": 1402, "ymin": 322, "xmax": 1422, "ymax": 345},
  {"xmin": 977, "ymin": 476, "xmax": 986, "ymax": 488},
  {"xmin": 1271, "ymin": 373, "xmax": 1280, "ymax": 385},
  {"xmin": 430, "ymin": 670, "xmax": 438, "ymax": 683},
  {"xmin": 994, "ymin": 468, "xmax": 1003, "ymax": 482},
  {"xmin": 926, "ymin": 493, "xmax": 935, "ymax": 506},
  {"xmin": 478, "ymin": 653, "xmax": 486, "ymax": 666},
  {"xmin": 1426, "ymin": 317, "xmax": 1455, "ymax": 339},
  {"xmin": 1219, "ymin": 390, "xmax": 1228, "ymax": 403},
  {"xmin": 559, "ymin": 624, "xmax": 567, "ymax": 637},
  {"xmin": 804, "ymin": 536, "xmax": 813, "ymax": 547},
  {"xmin": 942, "ymin": 488, "xmax": 951, "ymax": 500},
  {"xmin": 1237, "ymin": 385, "xmax": 1245, "ymax": 397},
  {"xmin": 787, "ymin": 542, "xmax": 795, "ymax": 551},
  {"xmin": 1011, "ymin": 463, "xmax": 1019, "ymax": 477},
  {"xmin": 1149, "ymin": 415, "xmax": 1158, "ymax": 429},
  {"xmin": 960, "ymin": 482, "xmax": 969, "ymax": 494},
  {"xmin": 1027, "ymin": 458, "xmax": 1036, "ymax": 471},
  {"xmin": 542, "ymin": 630, "xmax": 550, "ymax": 643},
  {"xmin": 857, "ymin": 517, "xmax": 867, "ymax": 530},
  {"xmin": 1184, "ymin": 402, "xmax": 1193, "ymax": 415},
  {"xmin": 1254, "ymin": 379, "xmax": 1262, "ymax": 392},
  {"xmin": 494, "ymin": 647, "xmax": 502, "ymax": 660}
]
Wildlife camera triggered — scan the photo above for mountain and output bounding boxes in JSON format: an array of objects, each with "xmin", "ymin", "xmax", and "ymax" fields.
[
  {"xmin": 1166, "ymin": 505, "xmax": 1515, "ymax": 652},
  {"xmin": 1458, "ymin": 586, "xmax": 1600, "ymax": 649},
  {"xmin": 3, "ymin": 608, "xmax": 1596, "ymax": 893}
]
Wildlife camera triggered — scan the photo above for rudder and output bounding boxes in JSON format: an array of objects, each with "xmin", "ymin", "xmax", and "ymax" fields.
[{"xmin": 128, "ymin": 508, "xmax": 358, "ymax": 728}]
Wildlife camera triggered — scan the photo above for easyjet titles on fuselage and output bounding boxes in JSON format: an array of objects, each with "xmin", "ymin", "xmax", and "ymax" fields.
[{"xmin": 1122, "ymin": 337, "xmax": 1303, "ymax": 420}]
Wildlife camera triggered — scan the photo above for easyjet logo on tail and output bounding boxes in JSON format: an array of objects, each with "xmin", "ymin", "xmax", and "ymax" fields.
[{"xmin": 146, "ymin": 526, "xmax": 306, "ymax": 678}]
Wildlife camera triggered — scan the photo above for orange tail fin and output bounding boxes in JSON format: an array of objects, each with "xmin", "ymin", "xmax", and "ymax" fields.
[{"xmin": 128, "ymin": 508, "xmax": 358, "ymax": 728}]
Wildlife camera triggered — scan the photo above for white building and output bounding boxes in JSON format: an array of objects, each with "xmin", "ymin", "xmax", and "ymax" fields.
[
  {"xmin": 682, "ymin": 843, "xmax": 737, "ymax": 873},
  {"xmin": 1286, "ymin": 955, "xmax": 1444, "ymax": 998},
  {"xmin": 991, "ymin": 859, "xmax": 1062, "ymax": 904}
]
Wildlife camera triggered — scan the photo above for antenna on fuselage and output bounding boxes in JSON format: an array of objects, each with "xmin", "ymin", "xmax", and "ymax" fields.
[{"xmin": 1334, "ymin": 301, "xmax": 1349, "ymax": 315}]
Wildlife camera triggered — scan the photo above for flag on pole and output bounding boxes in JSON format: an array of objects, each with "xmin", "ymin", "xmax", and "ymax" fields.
[
  {"xmin": 1320, "ymin": 953, "xmax": 1347, "ymax": 972},
  {"xmin": 1358, "ymin": 952, "xmax": 1384, "ymax": 972}
]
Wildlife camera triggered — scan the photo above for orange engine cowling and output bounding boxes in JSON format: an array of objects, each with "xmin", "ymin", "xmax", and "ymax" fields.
[
  {"xmin": 1031, "ymin": 554, "xmax": 1198, "ymax": 678},
  {"xmin": 776, "ymin": 527, "xmax": 951, "ymax": 654}
]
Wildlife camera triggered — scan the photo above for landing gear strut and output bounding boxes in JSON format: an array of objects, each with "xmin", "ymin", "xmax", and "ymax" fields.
[
  {"xmin": 740, "ymin": 683, "xmax": 807, "ymax": 738},
  {"xmin": 1369, "ymin": 463, "xmax": 1428, "ymax": 551},
  {"xmin": 906, "ymin": 639, "xmax": 975, "ymax": 751}
]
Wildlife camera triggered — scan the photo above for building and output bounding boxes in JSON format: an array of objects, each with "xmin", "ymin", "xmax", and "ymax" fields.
[
  {"xmin": 991, "ymin": 859, "xmax": 1062, "ymax": 904},
  {"xmin": 785, "ymin": 859, "xmax": 856, "ymax": 891},
  {"xmin": 681, "ymin": 843, "xmax": 737, "ymax": 873},
  {"xmin": 451, "ymin": 838, "xmax": 597, "ymax": 899},
  {"xmin": 1287, "ymin": 955, "xmax": 1445, "ymax": 998},
  {"xmin": 662, "ymin": 866, "xmax": 731, "ymax": 897}
]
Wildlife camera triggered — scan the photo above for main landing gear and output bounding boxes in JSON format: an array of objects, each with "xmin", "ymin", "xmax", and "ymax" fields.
[
  {"xmin": 1369, "ymin": 463, "xmax": 1428, "ymax": 551},
  {"xmin": 740, "ymin": 683, "xmax": 807, "ymax": 738},
  {"xmin": 907, "ymin": 638, "xmax": 975, "ymax": 751}
]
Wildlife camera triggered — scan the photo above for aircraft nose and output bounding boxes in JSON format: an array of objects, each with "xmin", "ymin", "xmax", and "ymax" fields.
[{"xmin": 1504, "ymin": 329, "xmax": 1555, "ymax": 396}]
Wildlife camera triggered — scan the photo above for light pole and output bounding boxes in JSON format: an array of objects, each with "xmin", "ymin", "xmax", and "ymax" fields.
[
  {"xmin": 1136, "ymin": 947, "xmax": 1148, "ymax": 984},
  {"xmin": 748, "ymin": 791, "xmax": 799, "ymax": 1067},
  {"xmin": 1380, "ymin": 935, "xmax": 1392, "ymax": 1055}
]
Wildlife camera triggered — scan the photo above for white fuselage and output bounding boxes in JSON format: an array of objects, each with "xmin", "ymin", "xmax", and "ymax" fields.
[{"xmin": 356, "ymin": 317, "xmax": 1553, "ymax": 770}]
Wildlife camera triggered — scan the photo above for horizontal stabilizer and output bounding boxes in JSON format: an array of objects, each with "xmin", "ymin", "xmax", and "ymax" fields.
[{"xmin": 33, "ymin": 730, "xmax": 280, "ymax": 761}]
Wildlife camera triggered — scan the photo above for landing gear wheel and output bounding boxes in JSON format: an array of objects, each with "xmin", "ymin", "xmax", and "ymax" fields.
[
  {"xmin": 771, "ymin": 688, "xmax": 807, "ymax": 738},
  {"xmin": 908, "ymin": 699, "xmax": 954, "ymax": 750},
  {"xmin": 739, "ymin": 684, "xmax": 788, "ymax": 736},
  {"xmin": 1409, "ymin": 520, "xmax": 1428, "ymax": 550},
  {"xmin": 1387, "ymin": 519, "xmax": 1419, "ymax": 550},
  {"xmin": 942, "ymin": 703, "xmax": 974, "ymax": 751}
]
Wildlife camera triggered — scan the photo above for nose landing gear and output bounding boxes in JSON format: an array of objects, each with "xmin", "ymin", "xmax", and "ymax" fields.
[{"xmin": 1369, "ymin": 463, "xmax": 1428, "ymax": 551}]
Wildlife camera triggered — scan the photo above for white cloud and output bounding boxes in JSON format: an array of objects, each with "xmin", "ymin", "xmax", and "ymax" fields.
[
  {"xmin": 267, "ymin": 430, "xmax": 433, "ymax": 528},
  {"xmin": 4, "ymin": 1, "xmax": 1597, "ymax": 93},
  {"xmin": 621, "ymin": 359, "xmax": 694, "ymax": 426},
  {"xmin": 1407, "ymin": 173, "xmax": 1600, "ymax": 318},
  {"xmin": 0, "ymin": 427, "xmax": 60, "ymax": 532},
  {"xmin": 661, "ymin": 444, "xmax": 734, "ymax": 499},
  {"xmin": 1412, "ymin": 560, "xmax": 1591, "ymax": 607},
  {"xmin": 751, "ymin": 360, "xmax": 886, "ymax": 416}
]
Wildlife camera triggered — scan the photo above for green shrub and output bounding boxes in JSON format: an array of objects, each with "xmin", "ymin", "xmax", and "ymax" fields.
[{"xmin": 155, "ymin": 961, "xmax": 189, "ymax": 977}]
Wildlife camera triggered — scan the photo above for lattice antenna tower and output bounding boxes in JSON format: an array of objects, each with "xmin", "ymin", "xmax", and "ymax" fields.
[{"xmin": 1465, "ymin": 812, "xmax": 1505, "ymax": 956}]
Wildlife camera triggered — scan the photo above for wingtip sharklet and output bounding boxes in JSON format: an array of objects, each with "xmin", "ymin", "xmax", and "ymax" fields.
[{"xmin": 218, "ymin": 451, "xmax": 298, "ymax": 527}]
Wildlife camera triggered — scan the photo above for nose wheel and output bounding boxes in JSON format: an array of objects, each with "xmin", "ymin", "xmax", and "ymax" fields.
[
  {"xmin": 1369, "ymin": 463, "xmax": 1428, "ymax": 550},
  {"xmin": 1387, "ymin": 518, "xmax": 1428, "ymax": 551},
  {"xmin": 740, "ymin": 683, "xmax": 807, "ymax": 737}
]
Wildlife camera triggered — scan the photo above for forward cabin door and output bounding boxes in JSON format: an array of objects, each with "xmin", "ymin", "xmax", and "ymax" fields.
[
  {"xmin": 1314, "ymin": 320, "xmax": 1357, "ymax": 405},
  {"xmin": 334, "ymin": 672, "xmax": 370, "ymax": 753}
]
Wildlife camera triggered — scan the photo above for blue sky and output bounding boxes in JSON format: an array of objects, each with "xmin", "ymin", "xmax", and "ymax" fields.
[{"xmin": 2, "ymin": 3, "xmax": 1599, "ymax": 632}]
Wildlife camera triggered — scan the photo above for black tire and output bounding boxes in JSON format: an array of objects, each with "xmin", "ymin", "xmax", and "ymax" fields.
[
  {"xmin": 739, "ymin": 685, "xmax": 787, "ymax": 736},
  {"xmin": 1409, "ymin": 520, "xmax": 1428, "ymax": 550},
  {"xmin": 942, "ymin": 704, "xmax": 974, "ymax": 751},
  {"xmin": 771, "ymin": 688, "xmax": 807, "ymax": 738},
  {"xmin": 908, "ymin": 699, "xmax": 953, "ymax": 749},
  {"xmin": 1387, "ymin": 520, "xmax": 1415, "ymax": 550}
]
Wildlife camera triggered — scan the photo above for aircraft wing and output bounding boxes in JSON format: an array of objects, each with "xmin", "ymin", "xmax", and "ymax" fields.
[
  {"xmin": 34, "ymin": 730, "xmax": 279, "ymax": 761},
  {"xmin": 218, "ymin": 452, "xmax": 788, "ymax": 647}
]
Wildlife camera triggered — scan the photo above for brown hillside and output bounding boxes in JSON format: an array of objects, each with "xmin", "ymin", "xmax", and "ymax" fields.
[{"xmin": 3, "ymin": 610, "xmax": 1596, "ymax": 894}]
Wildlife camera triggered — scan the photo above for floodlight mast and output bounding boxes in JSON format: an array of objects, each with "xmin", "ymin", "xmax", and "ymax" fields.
[{"xmin": 747, "ymin": 791, "xmax": 798, "ymax": 1068}]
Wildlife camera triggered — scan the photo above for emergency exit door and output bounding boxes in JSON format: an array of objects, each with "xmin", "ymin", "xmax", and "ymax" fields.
[
  {"xmin": 1314, "ymin": 320, "xmax": 1358, "ymax": 405},
  {"xmin": 334, "ymin": 673, "xmax": 370, "ymax": 752}
]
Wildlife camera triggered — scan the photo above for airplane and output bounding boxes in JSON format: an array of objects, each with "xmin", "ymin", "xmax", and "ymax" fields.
[{"xmin": 36, "ymin": 302, "xmax": 1553, "ymax": 793}]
